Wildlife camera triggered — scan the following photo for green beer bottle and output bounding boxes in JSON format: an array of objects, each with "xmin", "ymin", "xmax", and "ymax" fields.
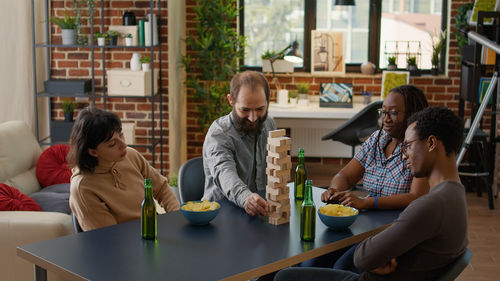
[
  {"xmin": 294, "ymin": 148, "xmax": 306, "ymax": 200},
  {"xmin": 141, "ymin": 178, "xmax": 157, "ymax": 240},
  {"xmin": 300, "ymin": 180, "xmax": 315, "ymax": 241}
]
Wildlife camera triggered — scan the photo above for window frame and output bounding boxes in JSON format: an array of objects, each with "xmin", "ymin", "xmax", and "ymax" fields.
[{"xmin": 239, "ymin": 0, "xmax": 448, "ymax": 74}]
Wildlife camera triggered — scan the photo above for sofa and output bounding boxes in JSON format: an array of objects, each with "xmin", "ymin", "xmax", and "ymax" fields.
[{"xmin": 0, "ymin": 120, "xmax": 73, "ymax": 281}]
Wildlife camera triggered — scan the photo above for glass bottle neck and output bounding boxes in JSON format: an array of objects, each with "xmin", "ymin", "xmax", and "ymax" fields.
[{"xmin": 304, "ymin": 183, "xmax": 313, "ymax": 204}]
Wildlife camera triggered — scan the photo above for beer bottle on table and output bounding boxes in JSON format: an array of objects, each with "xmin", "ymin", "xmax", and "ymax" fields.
[
  {"xmin": 294, "ymin": 148, "xmax": 306, "ymax": 200},
  {"xmin": 142, "ymin": 178, "xmax": 157, "ymax": 240},
  {"xmin": 300, "ymin": 180, "xmax": 315, "ymax": 241}
]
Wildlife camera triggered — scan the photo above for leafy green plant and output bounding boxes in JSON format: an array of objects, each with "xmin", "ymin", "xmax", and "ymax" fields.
[
  {"xmin": 296, "ymin": 82, "xmax": 310, "ymax": 95},
  {"xmin": 94, "ymin": 32, "xmax": 107, "ymax": 39},
  {"xmin": 168, "ymin": 174, "xmax": 178, "ymax": 187},
  {"xmin": 125, "ymin": 33, "xmax": 132, "ymax": 38},
  {"xmin": 430, "ymin": 30, "xmax": 447, "ymax": 68},
  {"xmin": 261, "ymin": 49, "xmax": 283, "ymax": 60},
  {"xmin": 407, "ymin": 56, "xmax": 417, "ymax": 66},
  {"xmin": 61, "ymin": 100, "xmax": 77, "ymax": 114},
  {"xmin": 182, "ymin": 0, "xmax": 246, "ymax": 132},
  {"xmin": 453, "ymin": 3, "xmax": 474, "ymax": 54},
  {"xmin": 51, "ymin": 13, "xmax": 78, "ymax": 29},
  {"xmin": 140, "ymin": 55, "xmax": 151, "ymax": 64},
  {"xmin": 106, "ymin": 30, "xmax": 121, "ymax": 37},
  {"xmin": 288, "ymin": 90, "xmax": 298, "ymax": 99},
  {"xmin": 387, "ymin": 56, "xmax": 397, "ymax": 66}
]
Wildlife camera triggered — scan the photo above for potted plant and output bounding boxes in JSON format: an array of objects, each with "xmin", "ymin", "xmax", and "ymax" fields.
[
  {"xmin": 182, "ymin": 0, "xmax": 245, "ymax": 132},
  {"xmin": 106, "ymin": 30, "xmax": 121, "ymax": 46},
  {"xmin": 387, "ymin": 56, "xmax": 397, "ymax": 70},
  {"xmin": 296, "ymin": 82, "xmax": 310, "ymax": 107},
  {"xmin": 168, "ymin": 174, "xmax": 180, "ymax": 202},
  {"xmin": 261, "ymin": 49, "xmax": 294, "ymax": 73},
  {"xmin": 288, "ymin": 90, "xmax": 298, "ymax": 105},
  {"xmin": 125, "ymin": 33, "xmax": 133, "ymax": 46},
  {"xmin": 430, "ymin": 30, "xmax": 446, "ymax": 75},
  {"xmin": 454, "ymin": 3, "xmax": 474, "ymax": 63},
  {"xmin": 61, "ymin": 99, "xmax": 77, "ymax": 122},
  {"xmin": 406, "ymin": 56, "xmax": 419, "ymax": 76},
  {"xmin": 51, "ymin": 13, "xmax": 78, "ymax": 45},
  {"xmin": 140, "ymin": 55, "xmax": 151, "ymax": 72},
  {"xmin": 95, "ymin": 32, "xmax": 107, "ymax": 46}
]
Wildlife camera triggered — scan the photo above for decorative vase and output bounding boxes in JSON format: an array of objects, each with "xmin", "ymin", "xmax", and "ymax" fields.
[
  {"xmin": 142, "ymin": 63, "xmax": 150, "ymax": 72},
  {"xmin": 64, "ymin": 112, "xmax": 73, "ymax": 122},
  {"xmin": 289, "ymin": 97, "xmax": 297, "ymax": 105},
  {"xmin": 130, "ymin": 53, "xmax": 141, "ymax": 71},
  {"xmin": 61, "ymin": 29, "xmax": 76, "ymax": 45},
  {"xmin": 431, "ymin": 67, "xmax": 439, "ymax": 75},
  {"xmin": 109, "ymin": 35, "xmax": 118, "ymax": 46},
  {"xmin": 97, "ymin": 37, "xmax": 105, "ymax": 46},
  {"xmin": 125, "ymin": 37, "xmax": 133, "ymax": 46},
  {"xmin": 387, "ymin": 64, "xmax": 397, "ymax": 71},
  {"xmin": 122, "ymin": 11, "xmax": 136, "ymax": 26}
]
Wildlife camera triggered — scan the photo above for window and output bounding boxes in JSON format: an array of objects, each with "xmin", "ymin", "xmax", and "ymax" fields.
[{"xmin": 241, "ymin": 0, "xmax": 447, "ymax": 72}]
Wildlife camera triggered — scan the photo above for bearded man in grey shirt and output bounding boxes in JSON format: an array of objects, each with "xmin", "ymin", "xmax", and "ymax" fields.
[
  {"xmin": 202, "ymin": 71, "xmax": 276, "ymax": 216},
  {"xmin": 275, "ymin": 107, "xmax": 468, "ymax": 281}
]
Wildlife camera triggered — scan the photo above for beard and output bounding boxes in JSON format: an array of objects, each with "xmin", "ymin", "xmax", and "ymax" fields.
[{"xmin": 232, "ymin": 110, "xmax": 268, "ymax": 135}]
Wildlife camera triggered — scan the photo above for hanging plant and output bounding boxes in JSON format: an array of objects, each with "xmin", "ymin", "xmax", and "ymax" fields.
[{"xmin": 182, "ymin": 0, "xmax": 246, "ymax": 132}]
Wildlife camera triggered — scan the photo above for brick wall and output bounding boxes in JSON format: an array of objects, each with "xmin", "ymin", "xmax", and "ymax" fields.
[
  {"xmin": 51, "ymin": 0, "xmax": 489, "ymax": 175},
  {"xmin": 49, "ymin": 0, "xmax": 169, "ymax": 172}
]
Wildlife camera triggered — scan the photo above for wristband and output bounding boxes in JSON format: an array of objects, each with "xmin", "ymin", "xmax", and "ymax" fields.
[{"xmin": 373, "ymin": 196, "xmax": 378, "ymax": 209}]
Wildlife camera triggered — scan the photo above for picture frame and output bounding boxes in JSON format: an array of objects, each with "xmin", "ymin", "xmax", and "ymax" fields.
[
  {"xmin": 469, "ymin": 0, "xmax": 500, "ymax": 25},
  {"xmin": 311, "ymin": 30, "xmax": 344, "ymax": 75},
  {"xmin": 381, "ymin": 71, "xmax": 410, "ymax": 100},
  {"xmin": 319, "ymin": 83, "xmax": 353, "ymax": 108}
]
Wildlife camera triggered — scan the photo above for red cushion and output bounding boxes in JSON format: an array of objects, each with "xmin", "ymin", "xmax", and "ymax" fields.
[
  {"xmin": 0, "ymin": 183, "xmax": 42, "ymax": 211},
  {"xmin": 36, "ymin": 145, "xmax": 72, "ymax": 188}
]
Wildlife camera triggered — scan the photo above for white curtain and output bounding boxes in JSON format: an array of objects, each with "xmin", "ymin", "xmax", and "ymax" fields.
[{"xmin": 0, "ymin": 0, "xmax": 48, "ymax": 137}]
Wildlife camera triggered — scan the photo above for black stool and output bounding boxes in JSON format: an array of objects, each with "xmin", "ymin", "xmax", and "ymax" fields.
[{"xmin": 458, "ymin": 129, "xmax": 490, "ymax": 197}]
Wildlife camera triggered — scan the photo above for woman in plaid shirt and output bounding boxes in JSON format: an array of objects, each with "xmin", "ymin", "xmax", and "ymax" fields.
[{"xmin": 321, "ymin": 85, "xmax": 430, "ymax": 210}]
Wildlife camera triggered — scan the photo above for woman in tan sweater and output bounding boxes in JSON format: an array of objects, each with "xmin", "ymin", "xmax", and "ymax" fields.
[{"xmin": 68, "ymin": 107, "xmax": 179, "ymax": 231}]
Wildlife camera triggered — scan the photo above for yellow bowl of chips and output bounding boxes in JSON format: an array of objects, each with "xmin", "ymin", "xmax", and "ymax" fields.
[
  {"xmin": 318, "ymin": 204, "xmax": 359, "ymax": 230},
  {"xmin": 180, "ymin": 200, "xmax": 220, "ymax": 225}
]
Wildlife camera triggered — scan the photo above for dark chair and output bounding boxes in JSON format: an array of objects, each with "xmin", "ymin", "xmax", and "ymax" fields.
[
  {"xmin": 178, "ymin": 157, "xmax": 205, "ymax": 204},
  {"xmin": 322, "ymin": 100, "xmax": 383, "ymax": 157},
  {"xmin": 435, "ymin": 248, "xmax": 472, "ymax": 281},
  {"xmin": 72, "ymin": 213, "xmax": 83, "ymax": 233}
]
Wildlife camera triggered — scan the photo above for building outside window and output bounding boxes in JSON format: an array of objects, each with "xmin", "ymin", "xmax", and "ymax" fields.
[{"xmin": 241, "ymin": 0, "xmax": 446, "ymax": 71}]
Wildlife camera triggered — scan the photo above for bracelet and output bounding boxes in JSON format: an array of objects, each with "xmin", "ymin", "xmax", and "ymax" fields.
[{"xmin": 373, "ymin": 196, "xmax": 378, "ymax": 209}]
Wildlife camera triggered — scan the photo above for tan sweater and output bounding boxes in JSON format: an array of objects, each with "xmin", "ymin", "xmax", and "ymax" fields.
[{"xmin": 70, "ymin": 147, "xmax": 179, "ymax": 231}]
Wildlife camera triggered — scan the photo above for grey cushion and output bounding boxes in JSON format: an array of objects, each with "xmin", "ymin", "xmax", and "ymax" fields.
[{"xmin": 29, "ymin": 183, "xmax": 70, "ymax": 214}]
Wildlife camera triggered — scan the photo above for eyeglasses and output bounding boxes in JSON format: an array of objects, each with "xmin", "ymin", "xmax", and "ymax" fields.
[
  {"xmin": 378, "ymin": 109, "xmax": 403, "ymax": 119},
  {"xmin": 401, "ymin": 139, "xmax": 419, "ymax": 155}
]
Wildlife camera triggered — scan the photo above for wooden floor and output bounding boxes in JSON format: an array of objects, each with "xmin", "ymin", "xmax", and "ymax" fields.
[{"xmin": 306, "ymin": 163, "xmax": 500, "ymax": 281}]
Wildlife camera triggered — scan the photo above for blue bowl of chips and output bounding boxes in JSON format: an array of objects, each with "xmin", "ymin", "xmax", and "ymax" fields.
[
  {"xmin": 180, "ymin": 200, "xmax": 220, "ymax": 225},
  {"xmin": 318, "ymin": 204, "xmax": 359, "ymax": 230}
]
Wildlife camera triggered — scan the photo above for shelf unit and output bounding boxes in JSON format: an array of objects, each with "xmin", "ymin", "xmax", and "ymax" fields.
[
  {"xmin": 30, "ymin": 0, "xmax": 163, "ymax": 171},
  {"xmin": 458, "ymin": 11, "xmax": 500, "ymax": 209}
]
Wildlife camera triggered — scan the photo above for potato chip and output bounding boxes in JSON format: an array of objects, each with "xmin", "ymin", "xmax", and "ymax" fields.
[
  {"xmin": 319, "ymin": 204, "xmax": 358, "ymax": 217},
  {"xmin": 181, "ymin": 200, "xmax": 220, "ymax": 212}
]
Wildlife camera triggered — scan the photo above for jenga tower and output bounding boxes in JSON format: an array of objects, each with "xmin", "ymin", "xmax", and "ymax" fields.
[{"xmin": 266, "ymin": 129, "xmax": 292, "ymax": 225}]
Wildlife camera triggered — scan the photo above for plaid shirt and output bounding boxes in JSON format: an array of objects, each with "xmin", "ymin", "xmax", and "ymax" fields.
[{"xmin": 354, "ymin": 130, "xmax": 412, "ymax": 197}]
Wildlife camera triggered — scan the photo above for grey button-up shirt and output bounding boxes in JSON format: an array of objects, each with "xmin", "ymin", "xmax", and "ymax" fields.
[{"xmin": 202, "ymin": 113, "xmax": 276, "ymax": 208}]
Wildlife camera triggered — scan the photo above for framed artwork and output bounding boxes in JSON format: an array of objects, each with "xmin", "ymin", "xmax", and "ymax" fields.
[
  {"xmin": 478, "ymin": 77, "xmax": 494, "ymax": 104},
  {"xmin": 381, "ymin": 71, "xmax": 410, "ymax": 100},
  {"xmin": 469, "ymin": 0, "xmax": 500, "ymax": 25},
  {"xmin": 311, "ymin": 30, "xmax": 344, "ymax": 75},
  {"xmin": 319, "ymin": 83, "xmax": 353, "ymax": 108}
]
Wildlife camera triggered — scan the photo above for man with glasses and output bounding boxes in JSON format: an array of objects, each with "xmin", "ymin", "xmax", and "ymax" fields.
[{"xmin": 277, "ymin": 106, "xmax": 468, "ymax": 281}]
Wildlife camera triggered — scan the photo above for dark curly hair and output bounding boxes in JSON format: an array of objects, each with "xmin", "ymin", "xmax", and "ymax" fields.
[
  {"xmin": 389, "ymin": 85, "xmax": 429, "ymax": 124},
  {"xmin": 407, "ymin": 107, "xmax": 464, "ymax": 156},
  {"xmin": 67, "ymin": 107, "xmax": 122, "ymax": 173}
]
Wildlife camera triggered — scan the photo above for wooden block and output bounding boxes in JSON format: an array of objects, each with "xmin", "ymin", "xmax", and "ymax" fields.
[
  {"xmin": 266, "ymin": 185, "xmax": 289, "ymax": 196},
  {"xmin": 268, "ymin": 129, "xmax": 286, "ymax": 138},
  {"xmin": 267, "ymin": 155, "xmax": 292, "ymax": 166},
  {"xmin": 267, "ymin": 136, "xmax": 291, "ymax": 146},
  {"xmin": 267, "ymin": 150, "xmax": 288, "ymax": 159},
  {"xmin": 267, "ymin": 161, "xmax": 291, "ymax": 171},
  {"xmin": 269, "ymin": 216, "xmax": 289, "ymax": 225},
  {"xmin": 267, "ymin": 199, "xmax": 290, "ymax": 209},
  {"xmin": 267, "ymin": 143, "xmax": 291, "ymax": 153},
  {"xmin": 266, "ymin": 167, "xmax": 290, "ymax": 177},
  {"xmin": 267, "ymin": 174, "xmax": 290, "ymax": 184},
  {"xmin": 266, "ymin": 181, "xmax": 287, "ymax": 189},
  {"xmin": 266, "ymin": 192, "xmax": 289, "ymax": 201}
]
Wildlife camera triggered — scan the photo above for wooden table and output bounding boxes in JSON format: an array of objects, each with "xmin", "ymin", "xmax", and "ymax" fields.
[{"xmin": 17, "ymin": 186, "xmax": 400, "ymax": 281}]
